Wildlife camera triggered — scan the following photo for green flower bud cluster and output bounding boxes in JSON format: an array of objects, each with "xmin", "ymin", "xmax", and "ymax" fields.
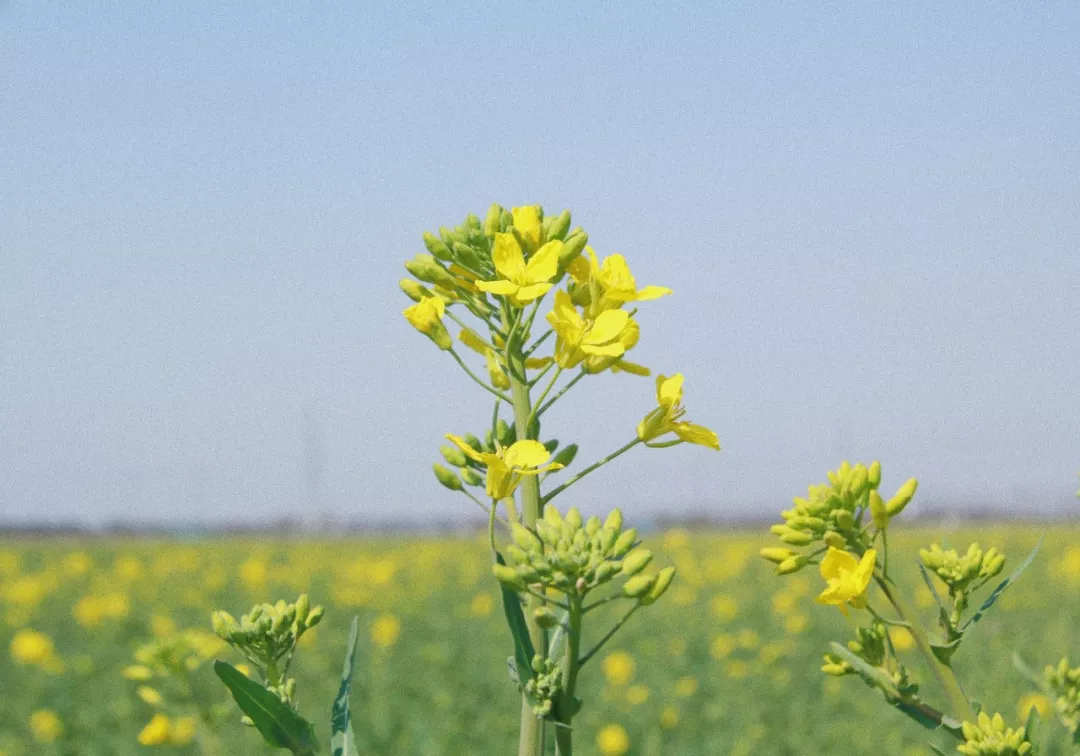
[
  {"xmin": 957, "ymin": 712, "xmax": 1032, "ymax": 756},
  {"xmin": 211, "ymin": 594, "xmax": 323, "ymax": 711},
  {"xmin": 133, "ymin": 629, "xmax": 225, "ymax": 677},
  {"xmin": 820, "ymin": 621, "xmax": 917, "ymax": 700},
  {"xmin": 399, "ymin": 205, "xmax": 587, "ymax": 322},
  {"xmin": 493, "ymin": 504, "xmax": 675, "ymax": 605},
  {"xmin": 919, "ymin": 543, "xmax": 1006, "ymax": 594},
  {"xmin": 523, "ymin": 655, "xmax": 563, "ymax": 718},
  {"xmin": 764, "ymin": 461, "xmax": 919, "ymax": 574},
  {"xmin": 1043, "ymin": 657, "xmax": 1080, "ymax": 734},
  {"xmin": 433, "ymin": 430, "xmax": 570, "ymax": 492}
]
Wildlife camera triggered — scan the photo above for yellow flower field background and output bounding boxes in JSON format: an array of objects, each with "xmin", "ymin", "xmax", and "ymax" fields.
[{"xmin": 2, "ymin": 526, "xmax": 1077, "ymax": 755}]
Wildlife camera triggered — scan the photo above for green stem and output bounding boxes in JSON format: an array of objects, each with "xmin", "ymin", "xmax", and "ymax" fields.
[
  {"xmin": 449, "ymin": 348, "xmax": 512, "ymax": 403},
  {"xmin": 875, "ymin": 577, "xmax": 975, "ymax": 723},
  {"xmin": 508, "ymin": 352, "xmax": 547, "ymax": 756},
  {"xmin": 537, "ymin": 370, "xmax": 586, "ymax": 417},
  {"xmin": 524, "ymin": 328, "xmax": 553, "ymax": 357},
  {"xmin": 554, "ymin": 595, "xmax": 583, "ymax": 756},
  {"xmin": 528, "ymin": 366, "xmax": 564, "ymax": 428},
  {"xmin": 579, "ymin": 603, "xmax": 641, "ymax": 667},
  {"xmin": 542, "ymin": 438, "xmax": 642, "ymax": 505}
]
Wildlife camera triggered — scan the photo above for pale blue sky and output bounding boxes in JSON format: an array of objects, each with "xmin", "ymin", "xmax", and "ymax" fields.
[{"xmin": 2, "ymin": 2, "xmax": 1078, "ymax": 525}]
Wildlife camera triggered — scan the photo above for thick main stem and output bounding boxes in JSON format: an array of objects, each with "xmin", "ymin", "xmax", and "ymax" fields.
[
  {"xmin": 877, "ymin": 578, "xmax": 975, "ymax": 723},
  {"xmin": 510, "ymin": 361, "xmax": 547, "ymax": 756}
]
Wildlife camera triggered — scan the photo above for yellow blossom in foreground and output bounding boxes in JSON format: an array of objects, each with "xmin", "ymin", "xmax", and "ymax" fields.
[
  {"xmin": 10, "ymin": 628, "xmax": 57, "ymax": 668},
  {"xmin": 636, "ymin": 374, "xmax": 719, "ymax": 450},
  {"xmin": 568, "ymin": 248, "xmax": 671, "ymax": 317},
  {"xmin": 475, "ymin": 232, "xmax": 561, "ymax": 306},
  {"xmin": 445, "ymin": 435, "xmax": 562, "ymax": 500},
  {"xmin": 29, "ymin": 710, "xmax": 63, "ymax": 743},
  {"xmin": 596, "ymin": 724, "xmax": 631, "ymax": 756},
  {"xmin": 138, "ymin": 713, "xmax": 172, "ymax": 746},
  {"xmin": 817, "ymin": 548, "xmax": 876, "ymax": 615},
  {"xmin": 371, "ymin": 613, "xmax": 401, "ymax": 649},
  {"xmin": 547, "ymin": 290, "xmax": 637, "ymax": 370},
  {"xmin": 602, "ymin": 651, "xmax": 634, "ymax": 686}
]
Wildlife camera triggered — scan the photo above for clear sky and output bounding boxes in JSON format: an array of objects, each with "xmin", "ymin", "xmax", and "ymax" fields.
[{"xmin": 2, "ymin": 2, "xmax": 1078, "ymax": 525}]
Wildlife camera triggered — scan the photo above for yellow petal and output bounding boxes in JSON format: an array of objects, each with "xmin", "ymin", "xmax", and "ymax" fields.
[
  {"xmin": 491, "ymin": 233, "xmax": 526, "ymax": 281},
  {"xmin": 503, "ymin": 440, "xmax": 552, "ymax": 469},
  {"xmin": 511, "ymin": 205, "xmax": 542, "ymax": 250},
  {"xmin": 525, "ymin": 356, "xmax": 554, "ymax": 369},
  {"xmin": 585, "ymin": 309, "xmax": 631, "ymax": 345},
  {"xmin": 819, "ymin": 547, "xmax": 859, "ymax": 581},
  {"xmin": 445, "ymin": 434, "xmax": 489, "ymax": 465},
  {"xmin": 612, "ymin": 360, "xmax": 650, "ymax": 376},
  {"xmin": 673, "ymin": 422, "xmax": 720, "ymax": 450},
  {"xmin": 524, "ymin": 240, "xmax": 562, "ymax": 284},
  {"xmin": 514, "ymin": 282, "xmax": 554, "ymax": 302},
  {"xmin": 634, "ymin": 285, "xmax": 672, "ymax": 300},
  {"xmin": 476, "ymin": 279, "xmax": 520, "ymax": 296},
  {"xmin": 459, "ymin": 328, "xmax": 490, "ymax": 355},
  {"xmin": 581, "ymin": 341, "xmax": 625, "ymax": 357},
  {"xmin": 656, "ymin": 374, "xmax": 684, "ymax": 407}
]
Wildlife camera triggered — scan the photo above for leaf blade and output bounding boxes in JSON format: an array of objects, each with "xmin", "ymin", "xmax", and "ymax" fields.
[
  {"xmin": 330, "ymin": 616, "xmax": 360, "ymax": 756},
  {"xmin": 213, "ymin": 660, "xmax": 319, "ymax": 754}
]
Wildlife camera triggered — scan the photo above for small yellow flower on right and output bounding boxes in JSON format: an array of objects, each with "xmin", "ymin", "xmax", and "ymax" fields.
[
  {"xmin": 636, "ymin": 374, "xmax": 719, "ymax": 450},
  {"xmin": 816, "ymin": 547, "xmax": 876, "ymax": 615}
]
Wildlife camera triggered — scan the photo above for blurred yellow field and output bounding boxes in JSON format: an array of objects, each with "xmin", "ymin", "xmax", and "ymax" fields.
[{"xmin": 2, "ymin": 526, "xmax": 1078, "ymax": 755}]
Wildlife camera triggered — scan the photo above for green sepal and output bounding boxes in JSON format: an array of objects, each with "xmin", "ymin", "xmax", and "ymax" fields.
[{"xmin": 213, "ymin": 660, "xmax": 319, "ymax": 754}]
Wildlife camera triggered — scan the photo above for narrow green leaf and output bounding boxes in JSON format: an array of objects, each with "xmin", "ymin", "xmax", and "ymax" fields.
[
  {"xmin": 496, "ymin": 552, "xmax": 535, "ymax": 685},
  {"xmin": 1024, "ymin": 704, "xmax": 1041, "ymax": 751},
  {"xmin": 928, "ymin": 743, "xmax": 949, "ymax": 755},
  {"xmin": 1012, "ymin": 652, "xmax": 1045, "ymax": 687},
  {"xmin": 917, "ymin": 562, "xmax": 953, "ymax": 631},
  {"xmin": 330, "ymin": 617, "xmax": 360, "ymax": 756},
  {"xmin": 961, "ymin": 534, "xmax": 1043, "ymax": 633},
  {"xmin": 213, "ymin": 660, "xmax": 319, "ymax": 754}
]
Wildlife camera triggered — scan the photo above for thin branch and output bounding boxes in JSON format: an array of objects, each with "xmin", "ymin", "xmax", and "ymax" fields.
[
  {"xmin": 579, "ymin": 603, "xmax": 641, "ymax": 667},
  {"xmin": 449, "ymin": 348, "xmax": 512, "ymax": 403},
  {"xmin": 542, "ymin": 438, "xmax": 642, "ymax": 505},
  {"xmin": 537, "ymin": 370, "xmax": 586, "ymax": 417}
]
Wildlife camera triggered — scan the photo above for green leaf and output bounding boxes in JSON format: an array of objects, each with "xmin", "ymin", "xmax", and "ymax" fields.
[
  {"xmin": 496, "ymin": 552, "xmax": 535, "ymax": 686},
  {"xmin": 1024, "ymin": 704, "xmax": 1041, "ymax": 752},
  {"xmin": 927, "ymin": 744, "xmax": 949, "ymax": 755},
  {"xmin": 330, "ymin": 617, "xmax": 360, "ymax": 756},
  {"xmin": 1012, "ymin": 652, "xmax": 1044, "ymax": 687},
  {"xmin": 917, "ymin": 562, "xmax": 953, "ymax": 631},
  {"xmin": 213, "ymin": 661, "xmax": 319, "ymax": 754}
]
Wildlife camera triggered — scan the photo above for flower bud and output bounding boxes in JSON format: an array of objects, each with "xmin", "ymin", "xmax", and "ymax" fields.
[
  {"xmin": 492, "ymin": 564, "xmax": 525, "ymax": 590},
  {"xmin": 295, "ymin": 594, "xmax": 310, "ymax": 623},
  {"xmin": 460, "ymin": 467, "xmax": 482, "ymax": 486},
  {"xmin": 533, "ymin": 607, "xmax": 560, "ymax": 630},
  {"xmin": 544, "ymin": 210, "xmax": 572, "ymax": 241},
  {"xmin": 558, "ymin": 232, "xmax": 588, "ymax": 268},
  {"xmin": 405, "ymin": 255, "xmax": 455, "ymax": 288},
  {"xmin": 422, "ymin": 231, "xmax": 452, "ymax": 260},
  {"xmin": 565, "ymin": 507, "xmax": 583, "ymax": 530},
  {"xmin": 612, "ymin": 528, "xmax": 638, "ymax": 558},
  {"xmin": 604, "ymin": 509, "xmax": 623, "ymax": 533},
  {"xmin": 496, "ymin": 419, "xmax": 513, "ymax": 447},
  {"xmin": 433, "ymin": 464, "xmax": 463, "ymax": 491},
  {"xmin": 623, "ymin": 573, "xmax": 657, "ymax": 599},
  {"xmin": 440, "ymin": 445, "xmax": 468, "ymax": 468},
  {"xmin": 594, "ymin": 562, "xmax": 617, "ymax": 584},
  {"xmin": 543, "ymin": 504, "xmax": 564, "ymax": 528},
  {"xmin": 621, "ymin": 549, "xmax": 653, "ymax": 576},
  {"xmin": 834, "ymin": 510, "xmax": 855, "ymax": 530},
  {"xmin": 483, "ymin": 203, "xmax": 503, "ymax": 236},
  {"xmin": 886, "ymin": 478, "xmax": 918, "ymax": 517},
  {"xmin": 760, "ymin": 547, "xmax": 796, "ymax": 564},
  {"xmin": 868, "ymin": 460, "xmax": 881, "ymax": 489},
  {"xmin": 869, "ymin": 491, "xmax": 889, "ymax": 531},
  {"xmin": 642, "ymin": 566, "xmax": 676, "ymax": 605},
  {"xmin": 305, "ymin": 606, "xmax": 324, "ymax": 628},
  {"xmin": 512, "ymin": 524, "xmax": 542, "ymax": 552},
  {"xmin": 584, "ymin": 515, "xmax": 601, "ymax": 537},
  {"xmin": 776, "ymin": 555, "xmax": 810, "ymax": 575},
  {"xmin": 777, "ymin": 528, "xmax": 813, "ymax": 546},
  {"xmin": 823, "ymin": 531, "xmax": 846, "ymax": 549},
  {"xmin": 399, "ymin": 279, "xmax": 426, "ymax": 302}
]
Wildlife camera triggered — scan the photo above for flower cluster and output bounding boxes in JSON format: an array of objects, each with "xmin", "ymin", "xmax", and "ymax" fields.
[
  {"xmin": 493, "ymin": 504, "xmax": 674, "ymax": 605},
  {"xmin": 957, "ymin": 712, "xmax": 1032, "ymax": 755},
  {"xmin": 920, "ymin": 543, "xmax": 1007, "ymax": 627},
  {"xmin": 211, "ymin": 594, "xmax": 324, "ymax": 711},
  {"xmin": 1043, "ymin": 657, "xmax": 1080, "ymax": 735}
]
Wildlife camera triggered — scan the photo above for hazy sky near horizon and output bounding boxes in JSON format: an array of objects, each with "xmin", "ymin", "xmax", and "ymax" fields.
[{"xmin": 2, "ymin": 2, "xmax": 1079, "ymax": 525}]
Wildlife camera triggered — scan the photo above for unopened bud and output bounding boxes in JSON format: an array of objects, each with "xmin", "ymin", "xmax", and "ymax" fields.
[
  {"xmin": 604, "ymin": 508, "xmax": 623, "ymax": 533},
  {"xmin": 496, "ymin": 419, "xmax": 513, "ymax": 446},
  {"xmin": 777, "ymin": 528, "xmax": 814, "ymax": 546},
  {"xmin": 612, "ymin": 528, "xmax": 637, "ymax": 558},
  {"xmin": 543, "ymin": 504, "xmax": 564, "ymax": 528},
  {"xmin": 433, "ymin": 464, "xmax": 463, "ymax": 491},
  {"xmin": 545, "ymin": 210, "xmax": 572, "ymax": 241},
  {"xmin": 440, "ymin": 445, "xmax": 468, "ymax": 468},
  {"xmin": 642, "ymin": 566, "xmax": 676, "ymax": 605},
  {"xmin": 492, "ymin": 564, "xmax": 525, "ymax": 590},
  {"xmin": 868, "ymin": 460, "xmax": 881, "ymax": 488},
  {"xmin": 760, "ymin": 547, "xmax": 796, "ymax": 564},
  {"xmin": 869, "ymin": 491, "xmax": 889, "ymax": 531},
  {"xmin": 533, "ymin": 607, "xmax": 560, "ymax": 629},
  {"xmin": 551, "ymin": 443, "xmax": 579, "ymax": 468},
  {"xmin": 834, "ymin": 510, "xmax": 855, "ymax": 530},
  {"xmin": 558, "ymin": 232, "xmax": 588, "ymax": 267},
  {"xmin": 512, "ymin": 524, "xmax": 542, "ymax": 552},
  {"xmin": 776, "ymin": 556, "xmax": 810, "ymax": 575},
  {"xmin": 422, "ymin": 231, "xmax": 452, "ymax": 260},
  {"xmin": 623, "ymin": 573, "xmax": 657, "ymax": 599},
  {"xmin": 621, "ymin": 549, "xmax": 653, "ymax": 576},
  {"xmin": 305, "ymin": 606, "xmax": 324, "ymax": 628},
  {"xmin": 823, "ymin": 531, "xmax": 846, "ymax": 549},
  {"xmin": 399, "ymin": 279, "xmax": 426, "ymax": 302},
  {"xmin": 460, "ymin": 467, "xmax": 482, "ymax": 486},
  {"xmin": 886, "ymin": 478, "xmax": 918, "ymax": 517},
  {"xmin": 484, "ymin": 203, "xmax": 503, "ymax": 236},
  {"xmin": 295, "ymin": 594, "xmax": 310, "ymax": 623}
]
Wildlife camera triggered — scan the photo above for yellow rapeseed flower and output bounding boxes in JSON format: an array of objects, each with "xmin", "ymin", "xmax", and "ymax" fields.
[
  {"xmin": 445, "ymin": 435, "xmax": 562, "ymax": 501},
  {"xmin": 596, "ymin": 723, "xmax": 631, "ymax": 756},
  {"xmin": 169, "ymin": 716, "xmax": 198, "ymax": 746},
  {"xmin": 138, "ymin": 713, "xmax": 172, "ymax": 746},
  {"xmin": 567, "ymin": 248, "xmax": 671, "ymax": 318},
  {"xmin": 816, "ymin": 547, "xmax": 876, "ymax": 615},
  {"xmin": 29, "ymin": 709, "xmax": 63, "ymax": 744},
  {"xmin": 601, "ymin": 651, "xmax": 634, "ymax": 686},
  {"xmin": 636, "ymin": 374, "xmax": 719, "ymax": 450},
  {"xmin": 137, "ymin": 686, "xmax": 164, "ymax": 706},
  {"xmin": 475, "ymin": 232, "xmax": 561, "ymax": 306},
  {"xmin": 10, "ymin": 628, "xmax": 56, "ymax": 667},
  {"xmin": 371, "ymin": 613, "xmax": 401, "ymax": 649},
  {"xmin": 547, "ymin": 290, "xmax": 635, "ymax": 369}
]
